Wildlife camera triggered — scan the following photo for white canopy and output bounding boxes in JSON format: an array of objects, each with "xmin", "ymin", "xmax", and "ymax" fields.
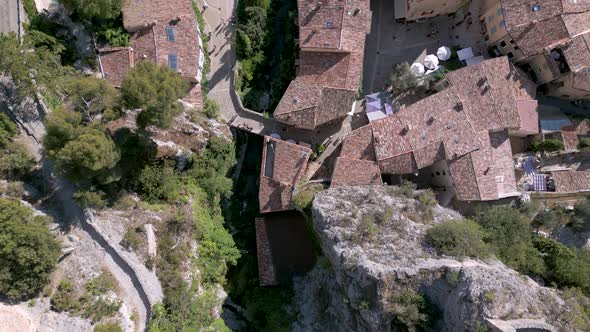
[
  {"xmin": 457, "ymin": 47, "xmax": 474, "ymax": 61},
  {"xmin": 423, "ymin": 54, "xmax": 439, "ymax": 70},
  {"xmin": 437, "ymin": 46, "xmax": 452, "ymax": 61},
  {"xmin": 410, "ymin": 62, "xmax": 425, "ymax": 76}
]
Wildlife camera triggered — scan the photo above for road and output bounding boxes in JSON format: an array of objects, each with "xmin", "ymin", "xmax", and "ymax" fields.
[
  {"xmin": 197, "ymin": 0, "xmax": 238, "ymax": 122},
  {"xmin": 0, "ymin": 0, "xmax": 20, "ymax": 36}
]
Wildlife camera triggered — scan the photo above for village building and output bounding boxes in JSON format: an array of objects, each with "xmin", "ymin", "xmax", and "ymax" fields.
[
  {"xmin": 258, "ymin": 136, "xmax": 312, "ymax": 213},
  {"xmin": 333, "ymin": 56, "xmax": 540, "ymax": 201},
  {"xmin": 480, "ymin": 0, "xmax": 590, "ymax": 100},
  {"xmin": 272, "ymin": 0, "xmax": 371, "ymax": 130},
  {"xmin": 98, "ymin": 0, "xmax": 205, "ymax": 106},
  {"xmin": 394, "ymin": 0, "xmax": 469, "ymax": 21}
]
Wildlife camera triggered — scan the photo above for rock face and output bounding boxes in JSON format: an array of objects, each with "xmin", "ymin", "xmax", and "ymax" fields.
[{"xmin": 292, "ymin": 186, "xmax": 587, "ymax": 331}]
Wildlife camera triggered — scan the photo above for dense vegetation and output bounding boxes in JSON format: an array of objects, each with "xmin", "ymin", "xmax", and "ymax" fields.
[
  {"xmin": 234, "ymin": 0, "xmax": 297, "ymax": 113},
  {"xmin": 0, "ymin": 198, "xmax": 61, "ymax": 300},
  {"xmin": 427, "ymin": 204, "xmax": 590, "ymax": 300}
]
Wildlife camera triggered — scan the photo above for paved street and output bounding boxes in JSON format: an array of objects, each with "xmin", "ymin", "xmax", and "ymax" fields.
[
  {"xmin": 363, "ymin": 0, "xmax": 486, "ymax": 94},
  {"xmin": 196, "ymin": 0, "xmax": 237, "ymax": 122},
  {"xmin": 0, "ymin": 0, "xmax": 20, "ymax": 36}
]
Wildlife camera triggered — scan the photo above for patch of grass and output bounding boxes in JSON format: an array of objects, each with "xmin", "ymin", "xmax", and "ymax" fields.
[
  {"xmin": 351, "ymin": 214, "xmax": 378, "ymax": 244},
  {"xmin": 293, "ymin": 183, "xmax": 325, "ymax": 217},
  {"xmin": 483, "ymin": 290, "xmax": 495, "ymax": 303},
  {"xmin": 121, "ymin": 226, "xmax": 143, "ymax": 252},
  {"xmin": 94, "ymin": 322, "xmax": 122, "ymax": 332}
]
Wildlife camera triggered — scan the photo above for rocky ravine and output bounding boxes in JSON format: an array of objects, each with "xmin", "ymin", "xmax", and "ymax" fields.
[{"xmin": 292, "ymin": 186, "xmax": 586, "ymax": 332}]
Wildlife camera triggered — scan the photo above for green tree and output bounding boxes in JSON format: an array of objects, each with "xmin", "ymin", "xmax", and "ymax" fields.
[
  {"xmin": 241, "ymin": 7, "xmax": 267, "ymax": 51},
  {"xmin": 187, "ymin": 137, "xmax": 235, "ymax": 199},
  {"xmin": 425, "ymin": 219, "xmax": 491, "ymax": 258},
  {"xmin": 136, "ymin": 163, "xmax": 180, "ymax": 202},
  {"xmin": 61, "ymin": 0, "xmax": 123, "ymax": 20},
  {"xmin": 55, "ymin": 127, "xmax": 120, "ymax": 182},
  {"xmin": 529, "ymin": 139, "xmax": 564, "ymax": 152},
  {"xmin": 67, "ymin": 76, "xmax": 119, "ymax": 122},
  {"xmin": 43, "ymin": 108, "xmax": 83, "ymax": 158},
  {"xmin": 0, "ymin": 113, "xmax": 17, "ymax": 147},
  {"xmin": 0, "ymin": 198, "xmax": 60, "ymax": 299},
  {"xmin": 120, "ymin": 62, "xmax": 189, "ymax": 127},
  {"xmin": 235, "ymin": 29, "xmax": 253, "ymax": 60},
  {"xmin": 388, "ymin": 62, "xmax": 422, "ymax": 95},
  {"xmin": 0, "ymin": 143, "xmax": 35, "ymax": 180},
  {"xmin": 473, "ymin": 206, "xmax": 545, "ymax": 275}
]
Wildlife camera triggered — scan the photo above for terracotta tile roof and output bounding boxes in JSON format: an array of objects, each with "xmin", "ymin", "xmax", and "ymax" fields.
[
  {"xmin": 551, "ymin": 170, "xmax": 590, "ymax": 192},
  {"xmin": 274, "ymin": 83, "xmax": 355, "ymax": 129},
  {"xmin": 101, "ymin": 0, "xmax": 203, "ymax": 85},
  {"xmin": 259, "ymin": 137, "xmax": 311, "ymax": 213},
  {"xmin": 255, "ymin": 217, "xmax": 278, "ymax": 286},
  {"xmin": 340, "ymin": 125, "xmax": 376, "ymax": 160},
  {"xmin": 356, "ymin": 57, "xmax": 533, "ymax": 201},
  {"xmin": 99, "ymin": 47, "xmax": 133, "ymax": 86},
  {"xmin": 561, "ymin": 119, "xmax": 590, "ymax": 150},
  {"xmin": 561, "ymin": 126, "xmax": 580, "ymax": 150},
  {"xmin": 500, "ymin": 0, "xmax": 590, "ymax": 57},
  {"xmin": 562, "ymin": 34, "xmax": 590, "ymax": 72},
  {"xmin": 516, "ymin": 100, "xmax": 540, "ymax": 134},
  {"xmin": 274, "ymin": 0, "xmax": 370, "ymax": 129},
  {"xmin": 331, "ymin": 157, "xmax": 382, "ymax": 186},
  {"xmin": 122, "ymin": 0, "xmax": 195, "ymax": 32}
]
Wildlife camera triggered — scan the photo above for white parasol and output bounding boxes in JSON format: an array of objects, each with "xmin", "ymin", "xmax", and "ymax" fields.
[
  {"xmin": 437, "ymin": 46, "xmax": 452, "ymax": 61},
  {"xmin": 410, "ymin": 62, "xmax": 425, "ymax": 76},
  {"xmin": 423, "ymin": 54, "xmax": 439, "ymax": 70}
]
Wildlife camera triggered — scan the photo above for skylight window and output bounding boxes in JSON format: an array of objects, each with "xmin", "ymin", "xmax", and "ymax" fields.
[
  {"xmin": 168, "ymin": 54, "xmax": 178, "ymax": 70},
  {"xmin": 166, "ymin": 27, "xmax": 176, "ymax": 42},
  {"xmin": 326, "ymin": 21, "xmax": 333, "ymax": 28},
  {"xmin": 532, "ymin": 4, "xmax": 541, "ymax": 11}
]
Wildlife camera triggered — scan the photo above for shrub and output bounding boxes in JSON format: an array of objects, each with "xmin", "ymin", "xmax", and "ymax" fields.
[
  {"xmin": 136, "ymin": 163, "xmax": 180, "ymax": 202},
  {"xmin": 529, "ymin": 139, "xmax": 564, "ymax": 152},
  {"xmin": 483, "ymin": 290, "xmax": 495, "ymax": 303},
  {"xmin": 571, "ymin": 201, "xmax": 590, "ymax": 232},
  {"xmin": 61, "ymin": 0, "xmax": 123, "ymax": 20},
  {"xmin": 352, "ymin": 214, "xmax": 378, "ymax": 243},
  {"xmin": 23, "ymin": 0, "xmax": 37, "ymax": 17},
  {"xmin": 0, "ymin": 143, "xmax": 35, "ymax": 180},
  {"xmin": 536, "ymin": 209, "xmax": 562, "ymax": 230},
  {"xmin": 293, "ymin": 183, "xmax": 325, "ymax": 216},
  {"xmin": 386, "ymin": 290, "xmax": 439, "ymax": 331},
  {"xmin": 94, "ymin": 322, "xmax": 123, "ymax": 332},
  {"xmin": 0, "ymin": 113, "xmax": 17, "ymax": 147},
  {"xmin": 0, "ymin": 198, "xmax": 60, "ymax": 299},
  {"xmin": 120, "ymin": 62, "xmax": 189, "ymax": 128},
  {"xmin": 473, "ymin": 206, "xmax": 545, "ymax": 275},
  {"xmin": 534, "ymin": 237, "xmax": 590, "ymax": 294},
  {"xmin": 426, "ymin": 219, "xmax": 491, "ymax": 258},
  {"xmin": 203, "ymin": 97, "xmax": 220, "ymax": 119},
  {"xmin": 579, "ymin": 137, "xmax": 590, "ymax": 151},
  {"xmin": 55, "ymin": 127, "xmax": 120, "ymax": 182},
  {"xmin": 122, "ymin": 226, "xmax": 143, "ymax": 251},
  {"xmin": 66, "ymin": 76, "xmax": 119, "ymax": 122},
  {"xmin": 51, "ymin": 279, "xmax": 81, "ymax": 312},
  {"xmin": 73, "ymin": 190, "xmax": 107, "ymax": 209}
]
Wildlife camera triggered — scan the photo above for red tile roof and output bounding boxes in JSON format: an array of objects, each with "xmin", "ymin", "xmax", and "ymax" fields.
[
  {"xmin": 340, "ymin": 125, "xmax": 376, "ymax": 160},
  {"xmin": 259, "ymin": 137, "xmax": 311, "ymax": 213},
  {"xmin": 122, "ymin": 0, "xmax": 195, "ymax": 32},
  {"xmin": 501, "ymin": 0, "xmax": 590, "ymax": 57},
  {"xmin": 274, "ymin": 0, "xmax": 371, "ymax": 129},
  {"xmin": 551, "ymin": 170, "xmax": 590, "ymax": 192},
  {"xmin": 98, "ymin": 47, "xmax": 134, "ymax": 86},
  {"xmin": 255, "ymin": 217, "xmax": 278, "ymax": 286},
  {"xmin": 101, "ymin": 0, "xmax": 203, "ymax": 86},
  {"xmin": 336, "ymin": 57, "xmax": 534, "ymax": 201},
  {"xmin": 331, "ymin": 157, "xmax": 382, "ymax": 186}
]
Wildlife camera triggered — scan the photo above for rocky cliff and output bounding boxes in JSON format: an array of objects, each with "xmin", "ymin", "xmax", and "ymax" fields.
[{"xmin": 292, "ymin": 186, "xmax": 587, "ymax": 331}]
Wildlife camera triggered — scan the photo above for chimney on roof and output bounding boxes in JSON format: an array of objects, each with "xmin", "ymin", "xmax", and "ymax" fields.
[
  {"xmin": 353, "ymin": 8, "xmax": 361, "ymax": 16},
  {"xmin": 317, "ymin": 1, "xmax": 322, "ymax": 8}
]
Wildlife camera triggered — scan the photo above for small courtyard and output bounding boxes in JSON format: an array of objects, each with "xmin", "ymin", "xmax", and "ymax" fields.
[{"xmin": 363, "ymin": 0, "xmax": 488, "ymax": 93}]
